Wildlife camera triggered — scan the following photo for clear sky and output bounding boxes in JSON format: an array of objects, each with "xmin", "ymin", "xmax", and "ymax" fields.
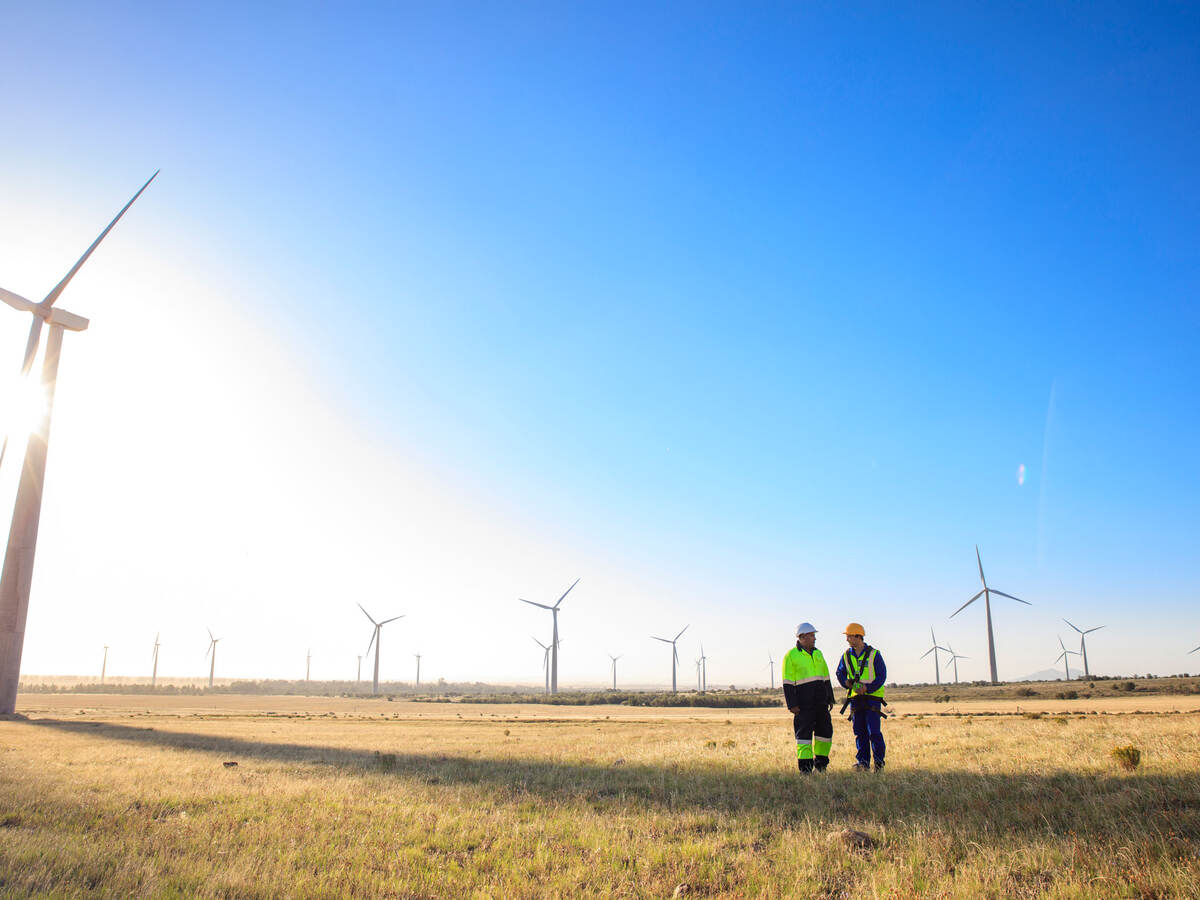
[{"xmin": 1, "ymin": 2, "xmax": 1197, "ymax": 687}]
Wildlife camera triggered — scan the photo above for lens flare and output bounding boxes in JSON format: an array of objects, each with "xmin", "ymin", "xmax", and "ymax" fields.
[{"xmin": 1017, "ymin": 463, "xmax": 1026, "ymax": 486}]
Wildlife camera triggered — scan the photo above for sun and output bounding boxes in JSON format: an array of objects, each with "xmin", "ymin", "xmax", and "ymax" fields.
[{"xmin": 0, "ymin": 375, "xmax": 50, "ymax": 442}]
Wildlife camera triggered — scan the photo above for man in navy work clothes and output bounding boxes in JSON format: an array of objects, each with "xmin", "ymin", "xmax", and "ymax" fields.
[{"xmin": 835, "ymin": 622, "xmax": 887, "ymax": 772}]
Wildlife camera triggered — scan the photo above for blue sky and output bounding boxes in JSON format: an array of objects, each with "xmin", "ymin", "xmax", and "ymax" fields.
[{"xmin": 1, "ymin": 2, "xmax": 1198, "ymax": 685}]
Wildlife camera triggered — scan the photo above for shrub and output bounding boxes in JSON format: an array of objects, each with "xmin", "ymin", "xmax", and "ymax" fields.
[
  {"xmin": 1016, "ymin": 687, "xmax": 1037, "ymax": 697},
  {"xmin": 1055, "ymin": 690, "xmax": 1079, "ymax": 700},
  {"xmin": 1111, "ymin": 745, "xmax": 1141, "ymax": 771}
]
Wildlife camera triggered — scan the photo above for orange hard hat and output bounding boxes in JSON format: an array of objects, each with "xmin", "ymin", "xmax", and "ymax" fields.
[{"xmin": 843, "ymin": 622, "xmax": 865, "ymax": 637}]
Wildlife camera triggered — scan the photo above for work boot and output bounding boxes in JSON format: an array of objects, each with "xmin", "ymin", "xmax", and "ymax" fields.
[
  {"xmin": 814, "ymin": 755, "xmax": 829, "ymax": 772},
  {"xmin": 797, "ymin": 759, "xmax": 814, "ymax": 774},
  {"xmin": 873, "ymin": 760, "xmax": 885, "ymax": 773},
  {"xmin": 852, "ymin": 761, "xmax": 870, "ymax": 771}
]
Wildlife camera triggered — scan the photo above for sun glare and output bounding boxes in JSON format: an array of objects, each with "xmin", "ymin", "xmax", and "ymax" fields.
[{"xmin": 0, "ymin": 375, "xmax": 50, "ymax": 441}]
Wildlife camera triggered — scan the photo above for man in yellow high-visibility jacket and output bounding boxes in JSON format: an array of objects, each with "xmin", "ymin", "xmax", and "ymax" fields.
[{"xmin": 781, "ymin": 622, "xmax": 835, "ymax": 773}]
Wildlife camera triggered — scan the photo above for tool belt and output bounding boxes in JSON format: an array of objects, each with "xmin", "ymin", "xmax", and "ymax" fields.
[{"xmin": 841, "ymin": 693, "xmax": 888, "ymax": 718}]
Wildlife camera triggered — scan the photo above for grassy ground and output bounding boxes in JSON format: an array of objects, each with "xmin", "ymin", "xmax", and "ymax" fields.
[{"xmin": 2, "ymin": 696, "xmax": 1198, "ymax": 898}]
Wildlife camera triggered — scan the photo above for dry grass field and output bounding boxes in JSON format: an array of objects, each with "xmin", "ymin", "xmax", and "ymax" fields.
[{"xmin": 2, "ymin": 694, "xmax": 1198, "ymax": 898}]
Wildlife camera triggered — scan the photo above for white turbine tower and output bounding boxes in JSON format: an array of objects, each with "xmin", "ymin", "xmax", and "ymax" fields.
[
  {"xmin": 607, "ymin": 653, "xmax": 622, "ymax": 690},
  {"xmin": 1055, "ymin": 636, "xmax": 1080, "ymax": 681},
  {"xmin": 356, "ymin": 655, "xmax": 362, "ymax": 683},
  {"xmin": 1064, "ymin": 620, "xmax": 1105, "ymax": 678},
  {"xmin": 651, "ymin": 625, "xmax": 689, "ymax": 692},
  {"xmin": 767, "ymin": 651, "xmax": 775, "ymax": 690},
  {"xmin": 950, "ymin": 546, "xmax": 1031, "ymax": 684},
  {"xmin": 414, "ymin": 653, "xmax": 421, "ymax": 688},
  {"xmin": 358, "ymin": 604, "xmax": 403, "ymax": 695},
  {"xmin": 100, "ymin": 645, "xmax": 109, "ymax": 685},
  {"xmin": 151, "ymin": 634, "xmax": 161, "ymax": 688},
  {"xmin": 518, "ymin": 578, "xmax": 578, "ymax": 694},
  {"xmin": 0, "ymin": 172, "xmax": 158, "ymax": 714},
  {"xmin": 305, "ymin": 649, "xmax": 311, "ymax": 682},
  {"xmin": 942, "ymin": 645, "xmax": 968, "ymax": 684},
  {"xmin": 695, "ymin": 655, "xmax": 703, "ymax": 691},
  {"xmin": 920, "ymin": 628, "xmax": 949, "ymax": 685},
  {"xmin": 699, "ymin": 643, "xmax": 708, "ymax": 692},
  {"xmin": 205, "ymin": 629, "xmax": 221, "ymax": 689}
]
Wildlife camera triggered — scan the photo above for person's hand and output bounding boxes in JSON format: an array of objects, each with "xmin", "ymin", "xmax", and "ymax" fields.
[
  {"xmin": 788, "ymin": 706, "xmax": 800, "ymax": 715},
  {"xmin": 827, "ymin": 701, "xmax": 834, "ymax": 712}
]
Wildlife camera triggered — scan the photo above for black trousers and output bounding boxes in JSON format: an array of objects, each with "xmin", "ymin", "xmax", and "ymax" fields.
[{"xmin": 793, "ymin": 705, "xmax": 833, "ymax": 768}]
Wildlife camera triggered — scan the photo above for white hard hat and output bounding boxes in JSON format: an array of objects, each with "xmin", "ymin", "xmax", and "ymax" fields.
[{"xmin": 795, "ymin": 622, "xmax": 817, "ymax": 636}]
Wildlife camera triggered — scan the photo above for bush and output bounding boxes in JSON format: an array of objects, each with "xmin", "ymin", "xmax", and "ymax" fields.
[
  {"xmin": 1055, "ymin": 690, "xmax": 1079, "ymax": 700},
  {"xmin": 1016, "ymin": 687, "xmax": 1037, "ymax": 697},
  {"xmin": 1111, "ymin": 745, "xmax": 1141, "ymax": 771}
]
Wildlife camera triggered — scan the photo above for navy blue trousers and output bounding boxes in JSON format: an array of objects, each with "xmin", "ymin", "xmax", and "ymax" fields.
[{"xmin": 851, "ymin": 707, "xmax": 885, "ymax": 765}]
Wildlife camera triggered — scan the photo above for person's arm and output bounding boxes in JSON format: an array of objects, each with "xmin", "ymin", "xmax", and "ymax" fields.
[
  {"xmin": 782, "ymin": 654, "xmax": 799, "ymax": 712},
  {"xmin": 835, "ymin": 654, "xmax": 849, "ymax": 689}
]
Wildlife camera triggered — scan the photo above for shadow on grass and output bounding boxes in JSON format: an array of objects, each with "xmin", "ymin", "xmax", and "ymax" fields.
[{"xmin": 24, "ymin": 718, "xmax": 1200, "ymax": 842}]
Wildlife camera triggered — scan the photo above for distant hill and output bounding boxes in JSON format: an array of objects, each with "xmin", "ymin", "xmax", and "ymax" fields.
[{"xmin": 1016, "ymin": 668, "xmax": 1071, "ymax": 682}]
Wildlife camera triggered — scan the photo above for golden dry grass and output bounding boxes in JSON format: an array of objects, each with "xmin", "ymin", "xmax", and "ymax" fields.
[{"xmin": 2, "ymin": 694, "xmax": 1198, "ymax": 898}]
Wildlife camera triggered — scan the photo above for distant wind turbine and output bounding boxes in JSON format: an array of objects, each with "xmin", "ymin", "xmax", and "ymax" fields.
[
  {"xmin": 1055, "ymin": 636, "xmax": 1081, "ymax": 681},
  {"xmin": 413, "ymin": 653, "xmax": 421, "ymax": 688},
  {"xmin": 942, "ymin": 645, "xmax": 968, "ymax": 684},
  {"xmin": 0, "ymin": 172, "xmax": 158, "ymax": 715},
  {"xmin": 519, "ymin": 578, "xmax": 578, "ymax": 694},
  {"xmin": 305, "ymin": 649, "xmax": 311, "ymax": 682},
  {"xmin": 767, "ymin": 651, "xmax": 775, "ymax": 690},
  {"xmin": 1064, "ymin": 620, "xmax": 1105, "ymax": 678},
  {"xmin": 101, "ymin": 645, "xmax": 109, "ymax": 685},
  {"xmin": 358, "ymin": 604, "xmax": 403, "ymax": 694},
  {"xmin": 921, "ymin": 628, "xmax": 949, "ymax": 685},
  {"xmin": 205, "ymin": 629, "xmax": 221, "ymax": 689},
  {"xmin": 950, "ymin": 546, "xmax": 1031, "ymax": 683},
  {"xmin": 651, "ymin": 625, "xmax": 689, "ymax": 692},
  {"xmin": 607, "ymin": 653, "xmax": 622, "ymax": 690},
  {"xmin": 699, "ymin": 643, "xmax": 708, "ymax": 692},
  {"xmin": 695, "ymin": 655, "xmax": 703, "ymax": 691},
  {"xmin": 356, "ymin": 655, "xmax": 362, "ymax": 683},
  {"xmin": 151, "ymin": 633, "xmax": 161, "ymax": 688}
]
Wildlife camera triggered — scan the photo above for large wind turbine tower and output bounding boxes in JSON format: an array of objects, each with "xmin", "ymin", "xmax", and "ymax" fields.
[
  {"xmin": 1055, "ymin": 636, "xmax": 1080, "ymax": 681},
  {"xmin": 950, "ymin": 546, "xmax": 1031, "ymax": 683},
  {"xmin": 205, "ymin": 629, "xmax": 221, "ymax": 689},
  {"xmin": 100, "ymin": 645, "xmax": 109, "ymax": 685},
  {"xmin": 0, "ymin": 172, "xmax": 157, "ymax": 714},
  {"xmin": 151, "ymin": 634, "xmax": 161, "ymax": 688},
  {"xmin": 1064, "ymin": 620, "xmax": 1105, "ymax": 678},
  {"xmin": 358, "ymin": 604, "xmax": 403, "ymax": 694},
  {"xmin": 651, "ymin": 625, "xmax": 689, "ymax": 692},
  {"xmin": 519, "ymin": 578, "xmax": 578, "ymax": 694},
  {"xmin": 921, "ymin": 628, "xmax": 949, "ymax": 685},
  {"xmin": 767, "ymin": 652, "xmax": 775, "ymax": 690},
  {"xmin": 608, "ymin": 653, "xmax": 622, "ymax": 690}
]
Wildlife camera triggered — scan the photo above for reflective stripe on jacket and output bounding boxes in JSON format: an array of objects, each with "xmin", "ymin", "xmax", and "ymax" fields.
[{"xmin": 781, "ymin": 645, "xmax": 835, "ymax": 710}]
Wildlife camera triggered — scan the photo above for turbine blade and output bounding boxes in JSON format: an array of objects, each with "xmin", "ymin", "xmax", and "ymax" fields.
[
  {"xmin": 19, "ymin": 317, "xmax": 43, "ymax": 376},
  {"xmin": 207, "ymin": 627, "xmax": 214, "ymax": 642},
  {"xmin": 1064, "ymin": 619, "xmax": 1083, "ymax": 634},
  {"xmin": 989, "ymin": 589, "xmax": 1030, "ymax": 605},
  {"xmin": 976, "ymin": 546, "xmax": 986, "ymax": 587},
  {"xmin": 1085, "ymin": 626, "xmax": 1105, "ymax": 634},
  {"xmin": 380, "ymin": 615, "xmax": 405, "ymax": 625},
  {"xmin": 0, "ymin": 287, "xmax": 38, "ymax": 313},
  {"xmin": 366, "ymin": 629, "xmax": 377, "ymax": 656},
  {"xmin": 533, "ymin": 637, "xmax": 548, "ymax": 649},
  {"xmin": 519, "ymin": 598, "xmax": 553, "ymax": 610},
  {"xmin": 651, "ymin": 636, "xmax": 671, "ymax": 643},
  {"xmin": 40, "ymin": 171, "xmax": 159, "ymax": 309},
  {"xmin": 1189, "ymin": 645, "xmax": 1200, "ymax": 654},
  {"xmin": 553, "ymin": 577, "xmax": 581, "ymax": 608},
  {"xmin": 675, "ymin": 624, "xmax": 690, "ymax": 641},
  {"xmin": 357, "ymin": 603, "xmax": 378, "ymax": 626},
  {"xmin": 951, "ymin": 589, "xmax": 986, "ymax": 617},
  {"xmin": 920, "ymin": 647, "xmax": 935, "ymax": 659}
]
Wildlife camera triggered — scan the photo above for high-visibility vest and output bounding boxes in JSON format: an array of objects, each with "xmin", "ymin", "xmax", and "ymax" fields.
[
  {"xmin": 783, "ymin": 646, "xmax": 830, "ymax": 686},
  {"xmin": 842, "ymin": 647, "xmax": 885, "ymax": 700}
]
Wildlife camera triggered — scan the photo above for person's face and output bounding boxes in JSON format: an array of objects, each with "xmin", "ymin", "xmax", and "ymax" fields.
[
  {"xmin": 846, "ymin": 633, "xmax": 864, "ymax": 652},
  {"xmin": 798, "ymin": 632, "xmax": 816, "ymax": 651}
]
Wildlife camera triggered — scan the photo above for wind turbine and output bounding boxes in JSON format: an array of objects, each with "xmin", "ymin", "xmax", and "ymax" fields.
[
  {"xmin": 651, "ymin": 625, "xmax": 689, "ymax": 692},
  {"xmin": 1190, "ymin": 643, "xmax": 1200, "ymax": 656},
  {"xmin": 699, "ymin": 643, "xmax": 708, "ymax": 692},
  {"xmin": 413, "ymin": 652, "xmax": 421, "ymax": 687},
  {"xmin": 518, "ymin": 578, "xmax": 578, "ymax": 694},
  {"xmin": 533, "ymin": 637, "xmax": 551, "ymax": 693},
  {"xmin": 921, "ymin": 628, "xmax": 949, "ymax": 685},
  {"xmin": 305, "ymin": 649, "xmax": 311, "ymax": 682},
  {"xmin": 101, "ymin": 645, "xmax": 109, "ymax": 685},
  {"xmin": 950, "ymin": 546, "xmax": 1031, "ymax": 684},
  {"xmin": 151, "ymin": 633, "xmax": 161, "ymax": 688},
  {"xmin": 767, "ymin": 651, "xmax": 775, "ymax": 690},
  {"xmin": 607, "ymin": 653, "xmax": 622, "ymax": 690},
  {"xmin": 1064, "ymin": 620, "xmax": 1105, "ymax": 678},
  {"xmin": 358, "ymin": 603, "xmax": 403, "ymax": 694},
  {"xmin": 695, "ymin": 655, "xmax": 703, "ymax": 691},
  {"xmin": 1054, "ymin": 636, "xmax": 1081, "ymax": 681},
  {"xmin": 356, "ymin": 655, "xmax": 362, "ymax": 683},
  {"xmin": 942, "ymin": 645, "xmax": 968, "ymax": 684},
  {"xmin": 205, "ymin": 629, "xmax": 221, "ymax": 689},
  {"xmin": 0, "ymin": 172, "xmax": 158, "ymax": 714}
]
